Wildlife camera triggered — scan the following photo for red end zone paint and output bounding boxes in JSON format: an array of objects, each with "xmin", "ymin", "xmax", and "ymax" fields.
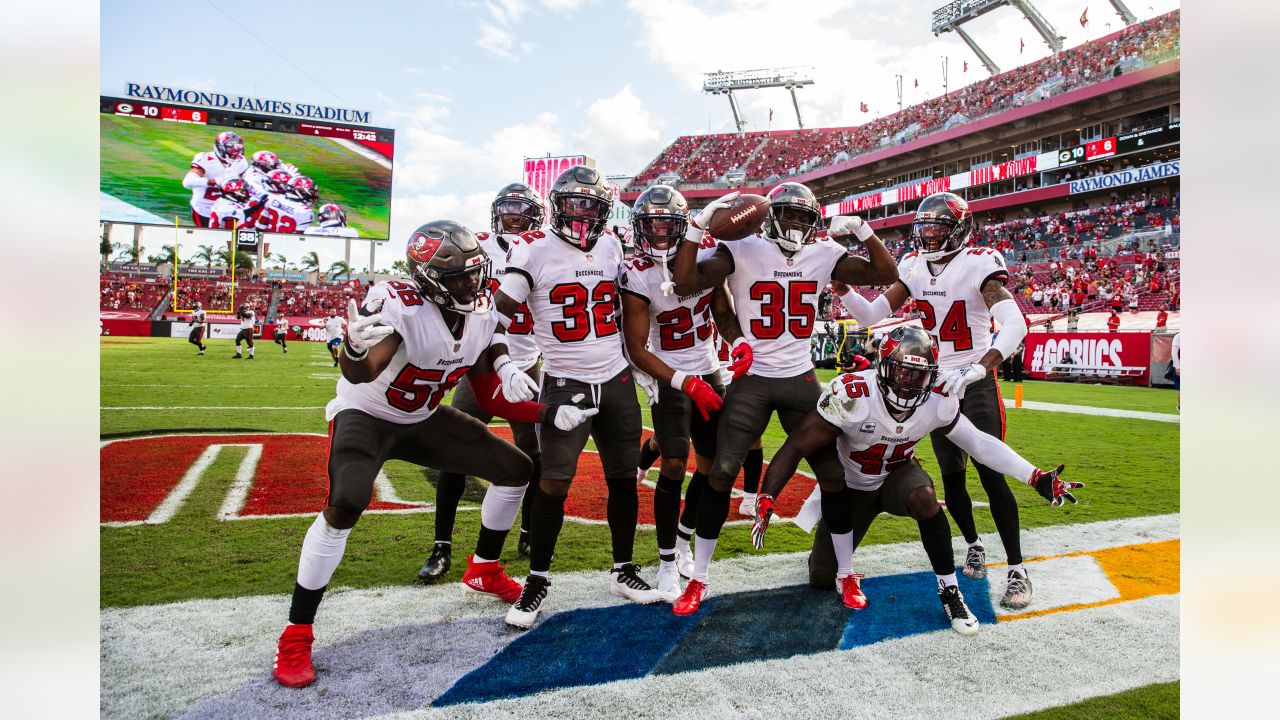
[{"xmin": 101, "ymin": 431, "xmax": 816, "ymax": 524}]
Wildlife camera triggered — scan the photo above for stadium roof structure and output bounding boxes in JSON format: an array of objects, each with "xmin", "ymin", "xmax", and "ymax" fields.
[{"xmin": 702, "ymin": 66, "xmax": 815, "ymax": 133}]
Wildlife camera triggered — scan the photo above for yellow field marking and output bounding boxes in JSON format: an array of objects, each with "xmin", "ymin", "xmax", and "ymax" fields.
[
  {"xmin": 158, "ymin": 139, "xmax": 199, "ymax": 157},
  {"xmin": 998, "ymin": 539, "xmax": 1179, "ymax": 621}
]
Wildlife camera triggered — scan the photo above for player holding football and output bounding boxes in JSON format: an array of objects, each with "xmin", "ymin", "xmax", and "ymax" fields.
[
  {"xmin": 232, "ymin": 304, "xmax": 256, "ymax": 359},
  {"xmin": 182, "ymin": 131, "xmax": 248, "ymax": 228},
  {"xmin": 832, "ymin": 191, "xmax": 1033, "ymax": 607},
  {"xmin": 619, "ymin": 185, "xmax": 728, "ymax": 601},
  {"xmin": 668, "ymin": 182, "xmax": 898, "ymax": 615},
  {"xmin": 272, "ymin": 220, "xmax": 596, "ymax": 688},
  {"xmin": 494, "ymin": 166, "xmax": 660, "ymax": 628},
  {"xmin": 419, "ymin": 183, "xmax": 546, "ymax": 584},
  {"xmin": 752, "ymin": 326, "xmax": 1081, "ymax": 633},
  {"xmin": 303, "ymin": 204, "xmax": 361, "ymax": 238},
  {"xmin": 188, "ymin": 302, "xmax": 207, "ymax": 355},
  {"xmin": 324, "ymin": 309, "xmax": 345, "ymax": 366}
]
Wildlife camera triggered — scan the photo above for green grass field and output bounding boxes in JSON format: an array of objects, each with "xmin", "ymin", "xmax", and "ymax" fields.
[{"xmin": 99, "ymin": 114, "xmax": 392, "ymax": 238}]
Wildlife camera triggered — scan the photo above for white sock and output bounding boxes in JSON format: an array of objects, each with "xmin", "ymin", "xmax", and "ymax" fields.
[
  {"xmin": 1008, "ymin": 563, "xmax": 1025, "ymax": 577},
  {"xmin": 472, "ymin": 554, "xmax": 495, "ymax": 564},
  {"xmin": 613, "ymin": 561, "xmax": 629, "ymax": 570},
  {"xmin": 529, "ymin": 570, "xmax": 549, "ymax": 579},
  {"xmin": 480, "ymin": 484, "xmax": 526, "ymax": 531},
  {"xmin": 831, "ymin": 530, "xmax": 854, "ymax": 577},
  {"xmin": 968, "ymin": 538, "xmax": 984, "ymax": 549},
  {"xmin": 659, "ymin": 559, "xmax": 676, "ymax": 572},
  {"xmin": 675, "ymin": 532, "xmax": 691, "ymax": 554},
  {"xmin": 249, "ymin": 346, "xmax": 255, "ymax": 357},
  {"xmin": 296, "ymin": 514, "xmax": 351, "ymax": 590},
  {"xmin": 693, "ymin": 535, "xmax": 718, "ymax": 583},
  {"xmin": 741, "ymin": 492, "xmax": 756, "ymax": 503},
  {"xmin": 936, "ymin": 572, "xmax": 959, "ymax": 589}
]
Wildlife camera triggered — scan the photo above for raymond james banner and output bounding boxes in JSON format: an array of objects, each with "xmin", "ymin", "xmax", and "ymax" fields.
[{"xmin": 1069, "ymin": 160, "xmax": 1180, "ymax": 195}]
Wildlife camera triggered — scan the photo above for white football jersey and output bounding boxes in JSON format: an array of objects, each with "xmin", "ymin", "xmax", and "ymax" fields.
[
  {"xmin": 816, "ymin": 370, "xmax": 960, "ymax": 490},
  {"xmin": 477, "ymin": 231, "xmax": 540, "ymax": 369},
  {"xmin": 501, "ymin": 225, "xmax": 627, "ymax": 384},
  {"xmin": 208, "ymin": 197, "xmax": 247, "ymax": 230},
  {"xmin": 241, "ymin": 167, "xmax": 276, "ymax": 199},
  {"xmin": 722, "ymin": 234, "xmax": 847, "ymax": 378},
  {"xmin": 325, "ymin": 280, "xmax": 498, "ymax": 424},
  {"xmin": 898, "ymin": 247, "xmax": 1010, "ymax": 370},
  {"xmin": 325, "ymin": 316, "xmax": 345, "ymax": 341},
  {"xmin": 255, "ymin": 195, "xmax": 314, "ymax": 234},
  {"xmin": 304, "ymin": 224, "xmax": 360, "ymax": 238},
  {"xmin": 192, "ymin": 309, "xmax": 206, "ymax": 323},
  {"xmin": 619, "ymin": 245, "xmax": 720, "ymax": 375},
  {"xmin": 188, "ymin": 152, "xmax": 248, "ymax": 216},
  {"xmin": 239, "ymin": 309, "xmax": 255, "ymax": 329}
]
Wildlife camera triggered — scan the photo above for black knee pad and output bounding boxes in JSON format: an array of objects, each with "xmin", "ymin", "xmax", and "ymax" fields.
[{"xmin": 655, "ymin": 474, "xmax": 683, "ymax": 497}]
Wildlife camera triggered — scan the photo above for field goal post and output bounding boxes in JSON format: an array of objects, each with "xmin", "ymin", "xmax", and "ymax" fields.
[
  {"xmin": 171, "ymin": 216, "xmax": 237, "ymax": 315},
  {"xmin": 835, "ymin": 319, "xmax": 873, "ymax": 370}
]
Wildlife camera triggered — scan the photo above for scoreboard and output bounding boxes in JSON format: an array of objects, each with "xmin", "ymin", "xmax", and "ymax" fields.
[{"xmin": 112, "ymin": 99, "xmax": 208, "ymax": 124}]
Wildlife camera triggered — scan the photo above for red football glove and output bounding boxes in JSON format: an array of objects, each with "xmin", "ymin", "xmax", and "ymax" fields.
[
  {"xmin": 681, "ymin": 375, "xmax": 724, "ymax": 421},
  {"xmin": 1030, "ymin": 464, "xmax": 1084, "ymax": 506},
  {"xmin": 729, "ymin": 338, "xmax": 753, "ymax": 379},
  {"xmin": 751, "ymin": 494, "xmax": 776, "ymax": 550}
]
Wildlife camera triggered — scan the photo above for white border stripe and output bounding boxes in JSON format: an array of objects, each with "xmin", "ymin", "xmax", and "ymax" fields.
[{"xmin": 1005, "ymin": 399, "xmax": 1179, "ymax": 423}]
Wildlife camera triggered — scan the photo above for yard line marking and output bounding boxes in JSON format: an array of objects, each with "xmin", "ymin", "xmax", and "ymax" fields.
[
  {"xmin": 148, "ymin": 444, "xmax": 260, "ymax": 525},
  {"xmin": 1004, "ymin": 399, "xmax": 1179, "ymax": 423},
  {"xmin": 216, "ymin": 445, "xmax": 265, "ymax": 520},
  {"xmin": 101, "ymin": 406, "xmax": 325, "ymax": 410}
]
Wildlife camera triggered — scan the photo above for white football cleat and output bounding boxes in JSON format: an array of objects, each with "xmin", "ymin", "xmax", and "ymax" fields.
[
  {"xmin": 655, "ymin": 561, "xmax": 683, "ymax": 603},
  {"xmin": 505, "ymin": 575, "xmax": 550, "ymax": 630},
  {"xmin": 939, "ymin": 584, "xmax": 980, "ymax": 635},
  {"xmin": 675, "ymin": 546, "xmax": 695, "ymax": 579},
  {"xmin": 609, "ymin": 563, "xmax": 663, "ymax": 604}
]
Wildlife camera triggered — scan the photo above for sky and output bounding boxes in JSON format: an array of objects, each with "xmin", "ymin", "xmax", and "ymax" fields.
[{"xmin": 100, "ymin": 0, "xmax": 1180, "ymax": 272}]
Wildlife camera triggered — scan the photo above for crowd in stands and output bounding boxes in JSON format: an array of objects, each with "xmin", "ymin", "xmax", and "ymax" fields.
[
  {"xmin": 277, "ymin": 284, "xmax": 361, "ymax": 317},
  {"xmin": 171, "ymin": 279, "xmax": 271, "ymax": 317},
  {"xmin": 972, "ymin": 190, "xmax": 1179, "ymax": 257},
  {"xmin": 100, "ymin": 277, "xmax": 170, "ymax": 312},
  {"xmin": 630, "ymin": 10, "xmax": 1179, "ymax": 188}
]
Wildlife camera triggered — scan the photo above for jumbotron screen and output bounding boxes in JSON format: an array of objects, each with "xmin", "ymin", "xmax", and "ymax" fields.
[{"xmin": 99, "ymin": 96, "xmax": 395, "ymax": 239}]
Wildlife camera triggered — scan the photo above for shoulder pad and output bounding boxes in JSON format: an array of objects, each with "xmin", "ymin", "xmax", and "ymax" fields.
[{"xmin": 816, "ymin": 374, "xmax": 871, "ymax": 428}]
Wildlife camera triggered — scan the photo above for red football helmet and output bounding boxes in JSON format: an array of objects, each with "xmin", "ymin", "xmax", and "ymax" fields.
[
  {"xmin": 252, "ymin": 150, "xmax": 280, "ymax": 173},
  {"xmin": 214, "ymin": 131, "xmax": 245, "ymax": 162},
  {"xmin": 221, "ymin": 177, "xmax": 250, "ymax": 203},
  {"xmin": 317, "ymin": 203, "xmax": 347, "ymax": 227},
  {"xmin": 287, "ymin": 176, "xmax": 318, "ymax": 205},
  {"xmin": 267, "ymin": 170, "xmax": 293, "ymax": 194}
]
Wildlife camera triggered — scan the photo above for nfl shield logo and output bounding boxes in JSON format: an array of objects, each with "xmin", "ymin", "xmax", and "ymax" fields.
[
  {"xmin": 896, "ymin": 425, "xmax": 904, "ymax": 433},
  {"xmin": 453, "ymin": 342, "xmax": 461, "ymax": 352},
  {"xmin": 930, "ymin": 278, "xmax": 937, "ymax": 286},
  {"xmin": 786, "ymin": 258, "xmax": 794, "ymax": 267},
  {"xmin": 556, "ymin": 378, "xmax": 566, "ymax": 387}
]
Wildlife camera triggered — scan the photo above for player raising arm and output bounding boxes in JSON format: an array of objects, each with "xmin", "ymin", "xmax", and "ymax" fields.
[
  {"xmin": 832, "ymin": 192, "xmax": 1034, "ymax": 607},
  {"xmin": 181, "ymin": 131, "xmax": 247, "ymax": 227},
  {"xmin": 751, "ymin": 327, "xmax": 1081, "ymax": 634}
]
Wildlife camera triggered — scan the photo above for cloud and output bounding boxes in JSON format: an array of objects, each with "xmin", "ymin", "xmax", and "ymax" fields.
[
  {"xmin": 486, "ymin": 0, "xmax": 529, "ymax": 26},
  {"xmin": 399, "ymin": 67, "xmax": 425, "ymax": 75},
  {"xmin": 539, "ymin": 0, "xmax": 588, "ymax": 10},
  {"xmin": 573, "ymin": 86, "xmax": 665, "ymax": 175},
  {"xmin": 476, "ymin": 23, "xmax": 519, "ymax": 61},
  {"xmin": 389, "ymin": 191, "xmax": 496, "ymax": 243}
]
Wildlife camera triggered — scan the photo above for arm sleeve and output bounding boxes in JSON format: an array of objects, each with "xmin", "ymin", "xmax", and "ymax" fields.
[
  {"xmin": 182, "ymin": 170, "xmax": 208, "ymax": 190},
  {"xmin": 989, "ymin": 299, "xmax": 1027, "ymax": 360},
  {"xmin": 468, "ymin": 371, "xmax": 544, "ymax": 424},
  {"xmin": 838, "ymin": 291, "xmax": 892, "ymax": 326},
  {"xmin": 499, "ymin": 240, "xmax": 534, "ymax": 304},
  {"xmin": 944, "ymin": 415, "xmax": 1036, "ymax": 485}
]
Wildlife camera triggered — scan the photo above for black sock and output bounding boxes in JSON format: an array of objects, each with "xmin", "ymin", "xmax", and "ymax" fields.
[
  {"xmin": 978, "ymin": 465, "xmax": 1023, "ymax": 565},
  {"xmin": 821, "ymin": 486, "xmax": 855, "ymax": 534},
  {"xmin": 288, "ymin": 583, "xmax": 326, "ymax": 625},
  {"xmin": 653, "ymin": 474, "xmax": 683, "ymax": 552},
  {"xmin": 917, "ymin": 509, "xmax": 957, "ymax": 576},
  {"xmin": 434, "ymin": 471, "xmax": 467, "ymax": 543},
  {"xmin": 695, "ymin": 483, "xmax": 731, "ymax": 540},
  {"xmin": 679, "ymin": 471, "xmax": 707, "ymax": 539},
  {"xmin": 529, "ymin": 487, "xmax": 566, "ymax": 573},
  {"xmin": 941, "ymin": 473, "xmax": 980, "ymax": 544},
  {"xmin": 520, "ymin": 455, "xmax": 540, "ymax": 536},
  {"xmin": 605, "ymin": 476, "xmax": 638, "ymax": 564},
  {"xmin": 638, "ymin": 437, "xmax": 661, "ymax": 471},
  {"xmin": 476, "ymin": 524, "xmax": 509, "ymax": 560},
  {"xmin": 743, "ymin": 447, "xmax": 764, "ymax": 494}
]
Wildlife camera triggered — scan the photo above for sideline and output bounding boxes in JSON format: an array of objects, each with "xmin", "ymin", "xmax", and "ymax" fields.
[{"xmin": 1005, "ymin": 399, "xmax": 1179, "ymax": 423}]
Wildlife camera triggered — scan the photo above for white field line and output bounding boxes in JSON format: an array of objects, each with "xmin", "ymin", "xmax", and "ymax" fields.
[
  {"xmin": 100, "ymin": 514, "xmax": 1179, "ymax": 720},
  {"xmin": 101, "ymin": 406, "xmax": 326, "ymax": 410},
  {"xmin": 1005, "ymin": 398, "xmax": 1179, "ymax": 423},
  {"xmin": 216, "ymin": 445, "xmax": 265, "ymax": 520},
  {"xmin": 142, "ymin": 445, "xmax": 223, "ymax": 524},
  {"xmin": 329, "ymin": 137, "xmax": 393, "ymax": 170}
]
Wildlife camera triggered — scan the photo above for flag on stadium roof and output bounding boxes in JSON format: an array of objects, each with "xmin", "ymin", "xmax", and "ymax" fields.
[{"xmin": 1080, "ymin": 8, "xmax": 1089, "ymax": 28}]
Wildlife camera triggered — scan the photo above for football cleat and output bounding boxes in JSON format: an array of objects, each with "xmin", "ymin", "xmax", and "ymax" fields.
[
  {"xmin": 962, "ymin": 544, "xmax": 987, "ymax": 579},
  {"xmin": 737, "ymin": 493, "xmax": 757, "ymax": 518},
  {"xmin": 675, "ymin": 546, "xmax": 695, "ymax": 579},
  {"xmin": 836, "ymin": 573, "xmax": 868, "ymax": 610},
  {"xmin": 939, "ymin": 584, "xmax": 980, "ymax": 636},
  {"xmin": 232, "ymin": 353, "xmax": 242, "ymax": 359},
  {"xmin": 505, "ymin": 575, "xmax": 550, "ymax": 629},
  {"xmin": 417, "ymin": 541, "xmax": 452, "ymax": 584},
  {"xmin": 461, "ymin": 555, "xmax": 522, "ymax": 603},
  {"xmin": 672, "ymin": 578, "xmax": 708, "ymax": 616},
  {"xmin": 656, "ymin": 561, "xmax": 682, "ymax": 603},
  {"xmin": 610, "ymin": 564, "xmax": 663, "ymax": 604},
  {"xmin": 272, "ymin": 623, "xmax": 316, "ymax": 688},
  {"xmin": 1001, "ymin": 569, "xmax": 1033, "ymax": 609}
]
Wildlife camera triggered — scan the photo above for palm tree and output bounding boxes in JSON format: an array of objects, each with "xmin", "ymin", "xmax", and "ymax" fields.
[
  {"xmin": 100, "ymin": 232, "xmax": 113, "ymax": 265},
  {"xmin": 147, "ymin": 244, "xmax": 177, "ymax": 265},
  {"xmin": 389, "ymin": 259, "xmax": 409, "ymax": 275},
  {"xmin": 273, "ymin": 253, "xmax": 289, "ymax": 268},
  {"xmin": 194, "ymin": 245, "xmax": 214, "ymax": 267},
  {"xmin": 213, "ymin": 247, "xmax": 232, "ymax": 267},
  {"xmin": 234, "ymin": 253, "xmax": 255, "ymax": 271},
  {"xmin": 300, "ymin": 251, "xmax": 321, "ymax": 272},
  {"xmin": 114, "ymin": 245, "xmax": 141, "ymax": 263},
  {"xmin": 328, "ymin": 260, "xmax": 351, "ymax": 279}
]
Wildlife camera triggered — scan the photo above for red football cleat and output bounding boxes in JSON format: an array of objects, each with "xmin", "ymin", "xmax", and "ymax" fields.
[
  {"xmin": 461, "ymin": 555, "xmax": 523, "ymax": 603},
  {"xmin": 672, "ymin": 579, "xmax": 708, "ymax": 616},
  {"xmin": 273, "ymin": 623, "xmax": 316, "ymax": 688},
  {"xmin": 837, "ymin": 573, "xmax": 868, "ymax": 610}
]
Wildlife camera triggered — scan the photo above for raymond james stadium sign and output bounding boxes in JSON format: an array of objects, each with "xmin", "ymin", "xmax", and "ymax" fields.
[
  {"xmin": 1068, "ymin": 160, "xmax": 1180, "ymax": 194},
  {"xmin": 124, "ymin": 83, "xmax": 370, "ymax": 124}
]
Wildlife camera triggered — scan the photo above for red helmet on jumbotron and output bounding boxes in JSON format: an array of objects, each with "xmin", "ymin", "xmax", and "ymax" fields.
[
  {"xmin": 252, "ymin": 150, "xmax": 280, "ymax": 173},
  {"xmin": 214, "ymin": 131, "xmax": 245, "ymax": 162}
]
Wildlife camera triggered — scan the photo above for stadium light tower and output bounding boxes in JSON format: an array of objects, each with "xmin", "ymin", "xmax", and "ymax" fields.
[
  {"xmin": 703, "ymin": 66, "xmax": 815, "ymax": 132},
  {"xmin": 931, "ymin": 0, "xmax": 1067, "ymax": 75},
  {"xmin": 1107, "ymin": 0, "xmax": 1137, "ymax": 24}
]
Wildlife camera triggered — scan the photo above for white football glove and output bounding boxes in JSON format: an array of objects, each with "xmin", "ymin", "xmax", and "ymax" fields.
[
  {"xmin": 345, "ymin": 298, "xmax": 394, "ymax": 354},
  {"xmin": 633, "ymin": 367, "xmax": 660, "ymax": 406},
  {"xmin": 689, "ymin": 191, "xmax": 741, "ymax": 235},
  {"xmin": 828, "ymin": 214, "xmax": 874, "ymax": 243},
  {"xmin": 494, "ymin": 355, "xmax": 538, "ymax": 403},
  {"xmin": 551, "ymin": 404, "xmax": 599, "ymax": 431},
  {"xmin": 940, "ymin": 362, "xmax": 987, "ymax": 398}
]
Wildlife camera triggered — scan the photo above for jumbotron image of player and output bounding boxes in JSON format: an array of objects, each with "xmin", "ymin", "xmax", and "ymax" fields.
[
  {"xmin": 188, "ymin": 302, "xmax": 207, "ymax": 355},
  {"xmin": 271, "ymin": 220, "xmax": 596, "ymax": 688},
  {"xmin": 304, "ymin": 204, "xmax": 360, "ymax": 238},
  {"xmin": 181, "ymin": 131, "xmax": 247, "ymax": 228},
  {"xmin": 232, "ymin": 304, "xmax": 256, "ymax": 359},
  {"xmin": 751, "ymin": 326, "xmax": 1081, "ymax": 634},
  {"xmin": 833, "ymin": 191, "xmax": 1033, "ymax": 608}
]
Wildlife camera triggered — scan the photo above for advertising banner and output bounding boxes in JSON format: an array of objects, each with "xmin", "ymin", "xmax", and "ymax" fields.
[
  {"xmin": 1023, "ymin": 332, "xmax": 1152, "ymax": 384},
  {"xmin": 523, "ymin": 155, "xmax": 594, "ymax": 199},
  {"xmin": 1068, "ymin": 160, "xmax": 1180, "ymax": 195}
]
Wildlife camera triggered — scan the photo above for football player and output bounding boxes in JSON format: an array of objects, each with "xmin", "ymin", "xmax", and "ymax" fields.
[
  {"xmin": 832, "ymin": 191, "xmax": 1033, "ymax": 608},
  {"xmin": 233, "ymin": 304, "xmax": 256, "ymax": 359},
  {"xmin": 668, "ymin": 182, "xmax": 898, "ymax": 615},
  {"xmin": 188, "ymin": 302, "xmax": 207, "ymax": 355},
  {"xmin": 751, "ymin": 327, "xmax": 1081, "ymax": 633},
  {"xmin": 272, "ymin": 220, "xmax": 596, "ymax": 688},
  {"xmin": 303, "ymin": 203, "xmax": 360, "ymax": 238},
  {"xmin": 420, "ymin": 183, "xmax": 545, "ymax": 583},
  {"xmin": 273, "ymin": 318, "xmax": 289, "ymax": 354},
  {"xmin": 255, "ymin": 176, "xmax": 316, "ymax": 234},
  {"xmin": 494, "ymin": 166, "xmax": 660, "ymax": 628},
  {"xmin": 324, "ymin": 308, "xmax": 345, "ymax": 366},
  {"xmin": 619, "ymin": 185, "xmax": 727, "ymax": 601},
  {"xmin": 182, "ymin": 131, "xmax": 248, "ymax": 228},
  {"xmin": 243, "ymin": 150, "xmax": 282, "ymax": 198},
  {"xmin": 208, "ymin": 177, "xmax": 254, "ymax": 230}
]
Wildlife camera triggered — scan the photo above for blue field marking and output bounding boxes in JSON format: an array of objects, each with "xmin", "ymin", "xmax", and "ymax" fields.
[
  {"xmin": 840, "ymin": 572, "xmax": 995, "ymax": 649},
  {"xmin": 433, "ymin": 602, "xmax": 701, "ymax": 707}
]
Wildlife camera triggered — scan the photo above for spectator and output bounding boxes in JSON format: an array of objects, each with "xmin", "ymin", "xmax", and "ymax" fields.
[
  {"xmin": 1155, "ymin": 308, "xmax": 1168, "ymax": 329},
  {"xmin": 1107, "ymin": 309, "xmax": 1121, "ymax": 332}
]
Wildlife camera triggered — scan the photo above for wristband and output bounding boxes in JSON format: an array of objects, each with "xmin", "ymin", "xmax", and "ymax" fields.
[
  {"xmin": 343, "ymin": 339, "xmax": 367, "ymax": 362},
  {"xmin": 854, "ymin": 222, "xmax": 874, "ymax": 242},
  {"xmin": 493, "ymin": 354, "xmax": 515, "ymax": 374},
  {"xmin": 670, "ymin": 370, "xmax": 689, "ymax": 392},
  {"xmin": 732, "ymin": 337, "xmax": 749, "ymax": 351},
  {"xmin": 684, "ymin": 224, "xmax": 706, "ymax": 244}
]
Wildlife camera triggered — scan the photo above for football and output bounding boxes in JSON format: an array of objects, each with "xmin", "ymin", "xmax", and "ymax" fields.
[{"xmin": 704, "ymin": 193, "xmax": 769, "ymax": 241}]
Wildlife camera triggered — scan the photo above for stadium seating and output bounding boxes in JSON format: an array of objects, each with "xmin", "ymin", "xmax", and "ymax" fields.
[
  {"xmin": 628, "ymin": 10, "xmax": 1179, "ymax": 189},
  {"xmin": 276, "ymin": 283, "xmax": 362, "ymax": 318},
  {"xmin": 100, "ymin": 277, "xmax": 171, "ymax": 313},
  {"xmin": 170, "ymin": 279, "xmax": 272, "ymax": 316}
]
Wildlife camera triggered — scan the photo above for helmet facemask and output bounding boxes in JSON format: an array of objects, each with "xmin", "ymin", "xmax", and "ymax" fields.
[
  {"xmin": 551, "ymin": 194, "xmax": 610, "ymax": 250},
  {"xmin": 766, "ymin": 204, "xmax": 821, "ymax": 252},
  {"xmin": 633, "ymin": 213, "xmax": 687, "ymax": 265},
  {"xmin": 412, "ymin": 254, "xmax": 492, "ymax": 315},
  {"xmin": 912, "ymin": 219, "xmax": 964, "ymax": 261},
  {"xmin": 876, "ymin": 354, "xmax": 937, "ymax": 415},
  {"xmin": 215, "ymin": 132, "xmax": 245, "ymax": 163},
  {"xmin": 492, "ymin": 197, "xmax": 543, "ymax": 236}
]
